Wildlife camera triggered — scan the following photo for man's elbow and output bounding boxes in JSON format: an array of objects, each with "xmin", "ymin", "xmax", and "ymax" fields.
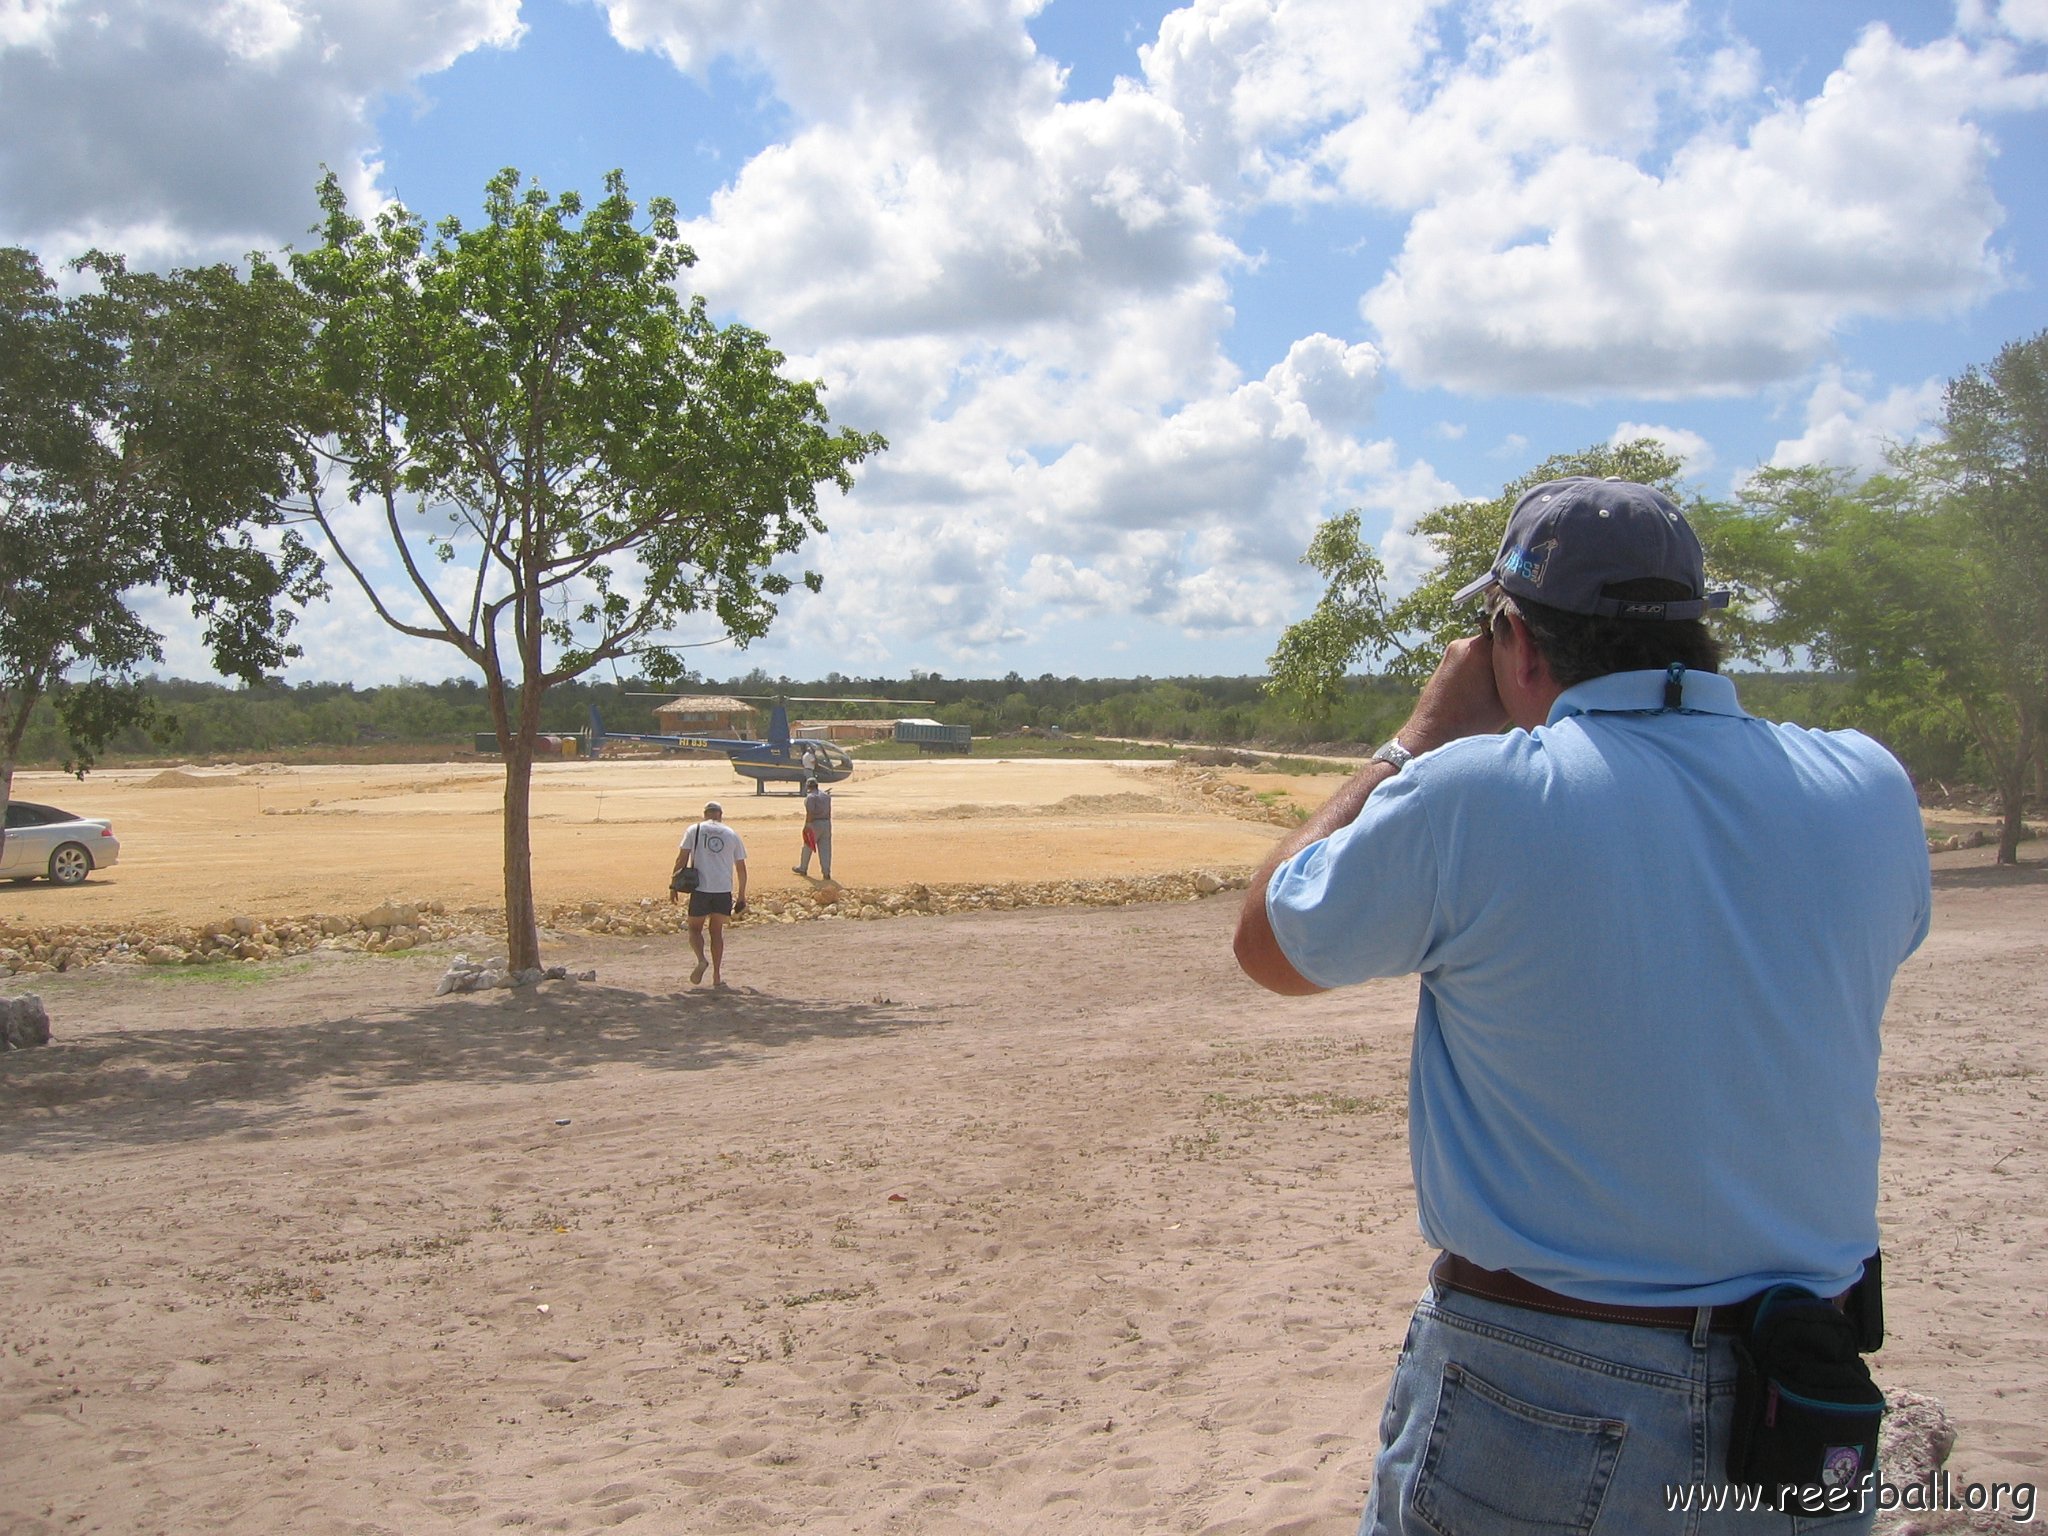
[{"xmin": 1232, "ymin": 898, "xmax": 1324, "ymax": 996}]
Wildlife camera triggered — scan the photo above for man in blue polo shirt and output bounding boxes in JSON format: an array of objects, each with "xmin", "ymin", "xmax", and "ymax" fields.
[{"xmin": 1235, "ymin": 478, "xmax": 1930, "ymax": 1531}]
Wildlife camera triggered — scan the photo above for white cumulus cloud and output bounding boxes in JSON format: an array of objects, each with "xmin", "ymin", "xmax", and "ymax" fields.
[
  {"xmin": 1359, "ymin": 22, "xmax": 2048, "ymax": 395},
  {"xmin": 1763, "ymin": 366, "xmax": 1945, "ymax": 475},
  {"xmin": 14, "ymin": 0, "xmax": 2046, "ymax": 683},
  {"xmin": 0, "ymin": 0, "xmax": 522, "ymax": 263},
  {"xmin": 1134, "ymin": 1, "xmax": 2048, "ymax": 398},
  {"xmin": 1611, "ymin": 421, "xmax": 1714, "ymax": 476}
]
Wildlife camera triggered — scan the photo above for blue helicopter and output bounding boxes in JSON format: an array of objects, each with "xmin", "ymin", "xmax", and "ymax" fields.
[{"xmin": 586, "ymin": 695, "xmax": 929, "ymax": 794}]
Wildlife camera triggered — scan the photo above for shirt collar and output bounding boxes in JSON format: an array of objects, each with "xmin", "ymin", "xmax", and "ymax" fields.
[{"xmin": 1546, "ymin": 669, "xmax": 1748, "ymax": 727}]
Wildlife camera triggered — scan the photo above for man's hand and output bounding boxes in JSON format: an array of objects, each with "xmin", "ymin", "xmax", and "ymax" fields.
[
  {"xmin": 1234, "ymin": 633, "xmax": 1505, "ymax": 995},
  {"xmin": 1401, "ymin": 633, "xmax": 1506, "ymax": 754}
]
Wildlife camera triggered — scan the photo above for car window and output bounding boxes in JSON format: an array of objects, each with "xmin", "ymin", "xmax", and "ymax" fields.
[{"xmin": 6, "ymin": 804, "xmax": 74, "ymax": 827}]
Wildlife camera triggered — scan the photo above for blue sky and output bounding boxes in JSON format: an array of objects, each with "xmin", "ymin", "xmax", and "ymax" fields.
[{"xmin": 4, "ymin": 0, "xmax": 2046, "ymax": 686}]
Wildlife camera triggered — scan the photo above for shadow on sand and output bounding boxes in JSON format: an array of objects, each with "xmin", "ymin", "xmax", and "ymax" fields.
[
  {"xmin": 1, "ymin": 980, "xmax": 935, "ymax": 1153},
  {"xmin": 1930, "ymin": 858, "xmax": 2048, "ymax": 892}
]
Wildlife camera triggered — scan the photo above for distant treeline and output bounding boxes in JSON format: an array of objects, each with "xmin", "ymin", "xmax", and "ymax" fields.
[{"xmin": 8, "ymin": 667, "xmax": 1985, "ymax": 786}]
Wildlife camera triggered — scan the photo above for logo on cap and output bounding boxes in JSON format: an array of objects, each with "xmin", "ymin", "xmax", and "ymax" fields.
[{"xmin": 1500, "ymin": 538, "xmax": 1558, "ymax": 590}]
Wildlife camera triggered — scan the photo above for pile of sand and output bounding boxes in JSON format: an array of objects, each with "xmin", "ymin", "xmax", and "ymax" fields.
[{"xmin": 138, "ymin": 768, "xmax": 248, "ymax": 789}]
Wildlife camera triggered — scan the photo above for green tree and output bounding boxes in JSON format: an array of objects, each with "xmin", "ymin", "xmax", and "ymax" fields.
[
  {"xmin": 1266, "ymin": 441, "xmax": 1693, "ymax": 720},
  {"xmin": 1, "ymin": 246, "xmax": 322, "ymax": 862},
  {"xmin": 289, "ymin": 168, "xmax": 884, "ymax": 969},
  {"xmin": 1719, "ymin": 452, "xmax": 2039, "ymax": 863},
  {"xmin": 1934, "ymin": 328, "xmax": 2048, "ymax": 813}
]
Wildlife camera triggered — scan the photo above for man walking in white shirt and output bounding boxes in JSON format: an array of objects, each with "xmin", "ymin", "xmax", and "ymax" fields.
[{"xmin": 671, "ymin": 801, "xmax": 748, "ymax": 988}]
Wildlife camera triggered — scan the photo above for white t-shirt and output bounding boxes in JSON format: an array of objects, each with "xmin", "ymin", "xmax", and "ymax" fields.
[{"xmin": 680, "ymin": 820, "xmax": 746, "ymax": 893}]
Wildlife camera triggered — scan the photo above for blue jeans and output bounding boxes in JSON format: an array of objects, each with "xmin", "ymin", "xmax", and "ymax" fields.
[{"xmin": 1360, "ymin": 1281, "xmax": 1875, "ymax": 1535}]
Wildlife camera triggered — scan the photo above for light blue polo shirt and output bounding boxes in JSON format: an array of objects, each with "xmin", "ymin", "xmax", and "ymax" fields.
[{"xmin": 1266, "ymin": 670, "xmax": 1931, "ymax": 1306}]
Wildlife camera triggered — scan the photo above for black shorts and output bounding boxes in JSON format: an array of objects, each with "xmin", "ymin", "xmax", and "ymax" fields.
[{"xmin": 687, "ymin": 891, "xmax": 733, "ymax": 918}]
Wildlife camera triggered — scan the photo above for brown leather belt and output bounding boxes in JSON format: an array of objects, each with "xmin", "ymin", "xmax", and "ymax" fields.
[{"xmin": 1430, "ymin": 1253, "xmax": 1754, "ymax": 1332}]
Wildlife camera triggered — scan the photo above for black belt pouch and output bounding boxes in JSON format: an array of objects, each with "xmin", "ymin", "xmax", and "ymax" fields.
[{"xmin": 1726, "ymin": 1283, "xmax": 1885, "ymax": 1496}]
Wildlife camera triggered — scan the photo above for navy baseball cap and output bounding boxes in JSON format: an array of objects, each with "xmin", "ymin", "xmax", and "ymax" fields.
[{"xmin": 1451, "ymin": 477, "xmax": 1732, "ymax": 621}]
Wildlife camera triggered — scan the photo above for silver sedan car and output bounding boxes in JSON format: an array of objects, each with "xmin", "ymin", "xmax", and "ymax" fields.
[{"xmin": 1, "ymin": 800, "xmax": 121, "ymax": 886}]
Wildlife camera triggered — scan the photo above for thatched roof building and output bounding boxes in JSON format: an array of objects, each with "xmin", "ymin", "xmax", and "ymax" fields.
[{"xmin": 652, "ymin": 696, "xmax": 760, "ymax": 738}]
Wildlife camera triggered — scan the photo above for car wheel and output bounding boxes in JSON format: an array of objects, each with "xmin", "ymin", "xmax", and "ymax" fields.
[{"xmin": 48, "ymin": 842, "xmax": 93, "ymax": 886}]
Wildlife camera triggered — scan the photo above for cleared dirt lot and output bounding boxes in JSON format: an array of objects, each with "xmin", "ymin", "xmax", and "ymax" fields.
[
  {"xmin": 2, "ymin": 847, "xmax": 2042, "ymax": 1534},
  {"xmin": 2, "ymin": 755, "xmax": 1327, "ymax": 928}
]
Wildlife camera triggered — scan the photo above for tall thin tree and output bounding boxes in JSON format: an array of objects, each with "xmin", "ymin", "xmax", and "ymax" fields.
[{"xmin": 287, "ymin": 169, "xmax": 884, "ymax": 971}]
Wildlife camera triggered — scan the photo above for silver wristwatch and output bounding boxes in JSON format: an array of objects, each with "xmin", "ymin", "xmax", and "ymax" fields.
[{"xmin": 1371, "ymin": 736, "xmax": 1415, "ymax": 770}]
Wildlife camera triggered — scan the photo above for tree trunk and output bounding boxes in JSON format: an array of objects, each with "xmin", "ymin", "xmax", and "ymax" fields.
[
  {"xmin": 502, "ymin": 742, "xmax": 541, "ymax": 971},
  {"xmin": 0, "ymin": 757, "xmax": 13, "ymax": 866},
  {"xmin": 483, "ymin": 661, "xmax": 544, "ymax": 973},
  {"xmin": 1997, "ymin": 770, "xmax": 2025, "ymax": 864},
  {"xmin": 0, "ymin": 691, "xmax": 35, "ymax": 867},
  {"xmin": 1996, "ymin": 709, "xmax": 2039, "ymax": 866}
]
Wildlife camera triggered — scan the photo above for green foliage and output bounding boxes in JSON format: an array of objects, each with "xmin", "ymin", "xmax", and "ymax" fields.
[
  {"xmin": 1259, "ymin": 413, "xmax": 2045, "ymax": 819},
  {"xmin": 1709, "ymin": 453, "xmax": 2039, "ymax": 857},
  {"xmin": 0, "ymin": 665, "xmax": 1999, "ymax": 794},
  {"xmin": 1, "ymin": 244, "xmax": 323, "ymax": 836},
  {"xmin": 1935, "ymin": 328, "xmax": 2048, "ymax": 708},
  {"xmin": 1727, "ymin": 671, "xmax": 1969, "ymax": 778},
  {"xmin": 292, "ymin": 166, "xmax": 884, "ymax": 692},
  {"xmin": 4, "ymin": 669, "xmax": 1409, "ymax": 765},
  {"xmin": 286, "ymin": 166, "xmax": 884, "ymax": 965},
  {"xmin": 1266, "ymin": 440, "xmax": 1693, "ymax": 718},
  {"xmin": 1262, "ymin": 513, "xmax": 1391, "ymax": 720}
]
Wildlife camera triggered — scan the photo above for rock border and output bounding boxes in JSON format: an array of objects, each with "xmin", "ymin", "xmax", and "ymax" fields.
[{"xmin": 0, "ymin": 871, "xmax": 1253, "ymax": 978}]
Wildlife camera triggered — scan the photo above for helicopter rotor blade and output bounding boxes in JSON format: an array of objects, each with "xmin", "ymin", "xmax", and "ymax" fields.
[
  {"xmin": 621, "ymin": 691, "xmax": 939, "ymax": 707},
  {"xmin": 660, "ymin": 693, "xmax": 938, "ymax": 706},
  {"xmin": 778, "ymin": 696, "xmax": 937, "ymax": 705}
]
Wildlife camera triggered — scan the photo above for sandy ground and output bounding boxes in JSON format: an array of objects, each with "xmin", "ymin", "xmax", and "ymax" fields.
[
  {"xmin": 0, "ymin": 756, "xmax": 1310, "ymax": 927},
  {"xmin": 1, "ymin": 756, "xmax": 2043, "ymax": 1533}
]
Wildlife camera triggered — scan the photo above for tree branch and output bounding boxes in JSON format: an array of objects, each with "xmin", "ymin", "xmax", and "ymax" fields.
[
  {"xmin": 373, "ymin": 467, "xmax": 475, "ymax": 646},
  {"xmin": 303, "ymin": 482, "xmax": 476, "ymax": 655}
]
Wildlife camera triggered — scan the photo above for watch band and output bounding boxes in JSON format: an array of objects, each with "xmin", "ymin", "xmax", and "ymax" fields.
[{"xmin": 1371, "ymin": 736, "xmax": 1415, "ymax": 769}]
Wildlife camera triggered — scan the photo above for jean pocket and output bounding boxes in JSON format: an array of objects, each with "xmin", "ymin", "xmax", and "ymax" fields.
[{"xmin": 1412, "ymin": 1361, "xmax": 1627, "ymax": 1536}]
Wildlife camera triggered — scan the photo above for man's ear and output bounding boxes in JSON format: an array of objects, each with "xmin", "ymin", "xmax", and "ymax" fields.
[
  {"xmin": 1501, "ymin": 609, "xmax": 1546, "ymax": 691},
  {"xmin": 1498, "ymin": 608, "xmax": 1563, "ymax": 727}
]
